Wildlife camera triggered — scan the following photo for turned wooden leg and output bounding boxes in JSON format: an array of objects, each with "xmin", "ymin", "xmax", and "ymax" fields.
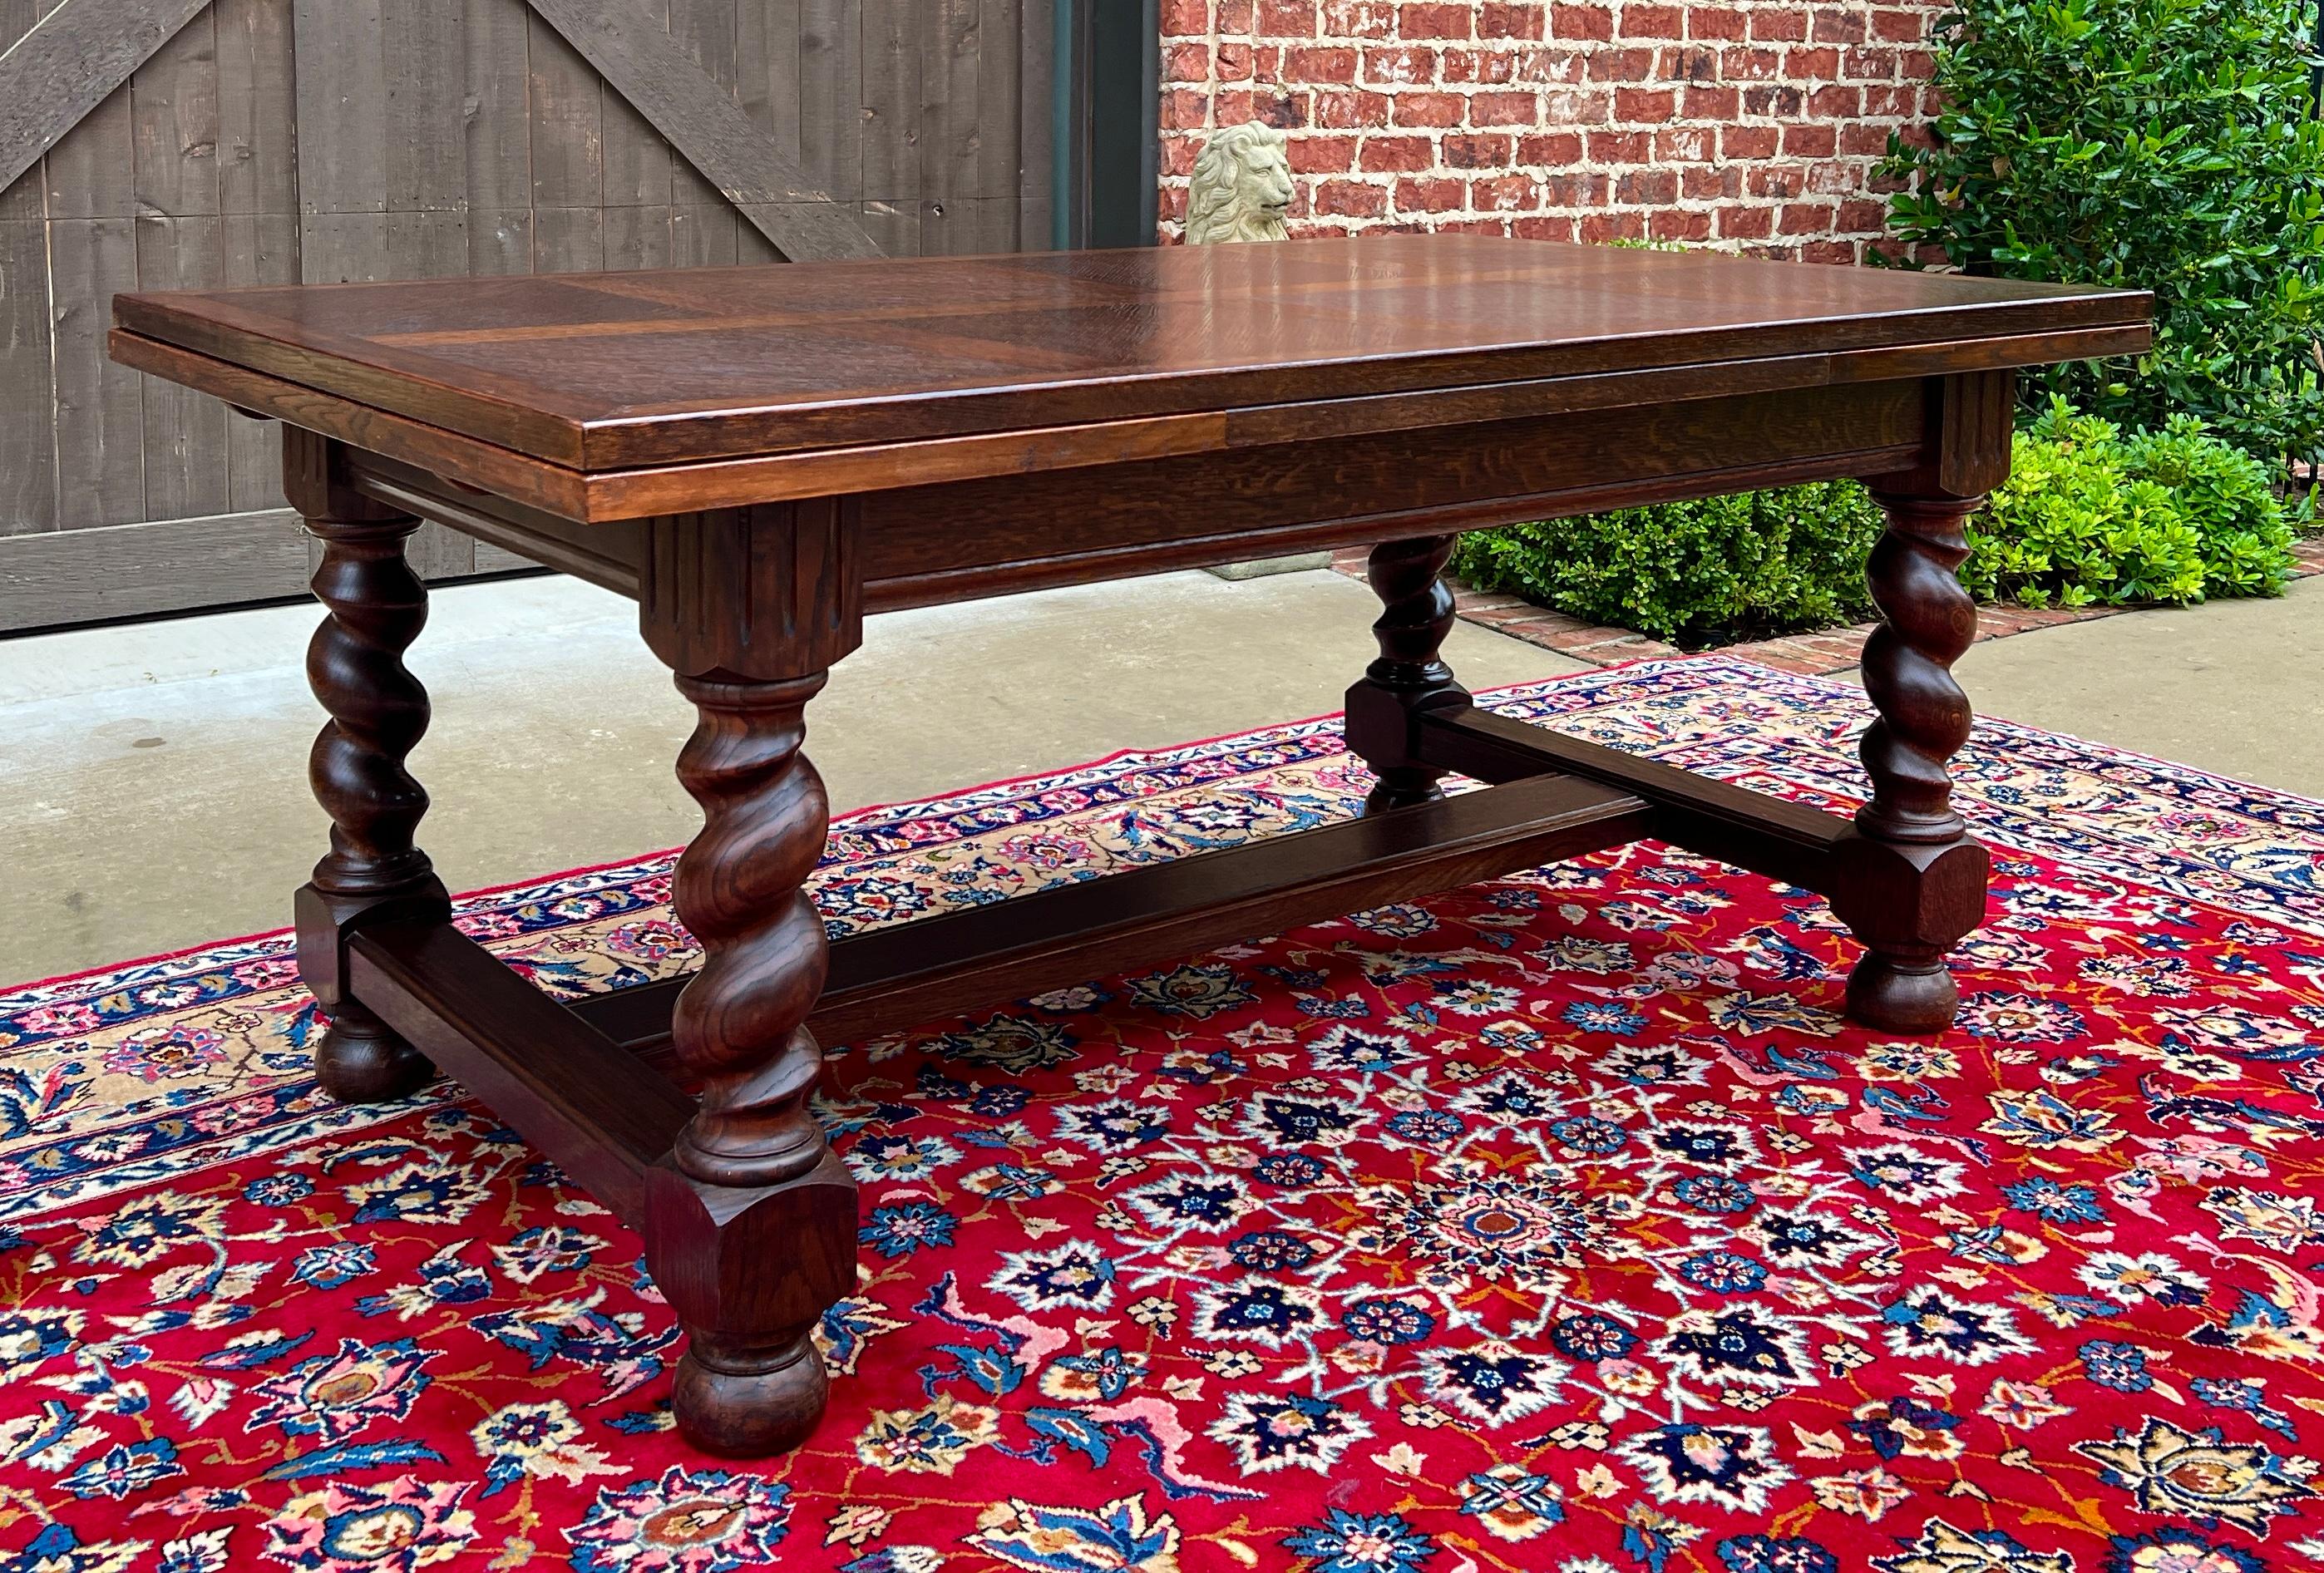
[
  {"xmin": 1345, "ymin": 535, "xmax": 1472, "ymax": 815},
  {"xmin": 644, "ymin": 672, "xmax": 856, "ymax": 1456},
  {"xmin": 638, "ymin": 501, "xmax": 862, "ymax": 1457},
  {"xmin": 666, "ymin": 673, "xmax": 833, "ymax": 1189},
  {"xmin": 286, "ymin": 431, "xmax": 448, "ymax": 1103},
  {"xmin": 1832, "ymin": 484, "xmax": 1991, "ymax": 1032}
]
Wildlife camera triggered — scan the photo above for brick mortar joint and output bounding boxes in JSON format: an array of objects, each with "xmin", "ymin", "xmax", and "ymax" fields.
[{"xmin": 1155, "ymin": 2, "xmax": 1934, "ymax": 253}]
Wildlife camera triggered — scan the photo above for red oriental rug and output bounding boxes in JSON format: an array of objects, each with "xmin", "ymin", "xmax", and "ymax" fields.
[{"xmin": 5, "ymin": 654, "xmax": 2324, "ymax": 1573}]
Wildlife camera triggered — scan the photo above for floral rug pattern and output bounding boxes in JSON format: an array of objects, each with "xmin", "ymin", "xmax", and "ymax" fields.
[{"xmin": 4, "ymin": 656, "xmax": 2324, "ymax": 1572}]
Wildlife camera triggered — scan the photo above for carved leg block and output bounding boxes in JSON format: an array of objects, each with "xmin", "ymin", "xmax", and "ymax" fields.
[
  {"xmin": 1828, "ymin": 836, "xmax": 1990, "ymax": 1032},
  {"xmin": 645, "ymin": 1151, "xmax": 857, "ymax": 1457},
  {"xmin": 1842, "ymin": 485, "xmax": 1990, "ymax": 1032},
  {"xmin": 288, "ymin": 431, "xmax": 448, "ymax": 1103},
  {"xmin": 296, "ymin": 884, "xmax": 447, "ymax": 1102},
  {"xmin": 1345, "ymin": 535, "xmax": 1472, "ymax": 815}
]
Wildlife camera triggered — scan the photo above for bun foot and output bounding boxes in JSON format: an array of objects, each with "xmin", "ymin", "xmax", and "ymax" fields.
[
  {"xmin": 1845, "ymin": 951, "xmax": 1959, "ymax": 1033},
  {"xmin": 313, "ymin": 1002, "xmax": 434, "ymax": 1103},
  {"xmin": 673, "ymin": 1333, "xmax": 829, "ymax": 1458},
  {"xmin": 1363, "ymin": 777, "xmax": 1444, "ymax": 816}
]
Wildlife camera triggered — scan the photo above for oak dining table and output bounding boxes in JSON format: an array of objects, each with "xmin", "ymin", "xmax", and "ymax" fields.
[{"xmin": 109, "ymin": 234, "xmax": 2152, "ymax": 1457}]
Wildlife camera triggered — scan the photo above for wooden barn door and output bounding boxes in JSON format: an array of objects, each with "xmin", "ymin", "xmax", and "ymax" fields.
[{"xmin": 0, "ymin": 0, "xmax": 1062, "ymax": 634}]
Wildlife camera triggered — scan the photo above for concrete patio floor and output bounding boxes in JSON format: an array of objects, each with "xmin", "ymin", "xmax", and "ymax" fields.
[
  {"xmin": 0, "ymin": 568, "xmax": 1586, "ymax": 984},
  {"xmin": 3, "ymin": 565, "xmax": 2317, "ymax": 986},
  {"xmin": 1943, "ymin": 573, "xmax": 2324, "ymax": 800}
]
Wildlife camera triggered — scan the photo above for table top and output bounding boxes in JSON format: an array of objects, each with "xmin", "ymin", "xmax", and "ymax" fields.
[{"xmin": 115, "ymin": 235, "xmax": 2150, "ymax": 474}]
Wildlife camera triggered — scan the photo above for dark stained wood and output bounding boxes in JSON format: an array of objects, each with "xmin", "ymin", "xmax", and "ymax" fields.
[
  {"xmin": 286, "ymin": 370, "xmax": 1932, "ymax": 600},
  {"xmin": 1414, "ymin": 704, "xmax": 1850, "ymax": 890},
  {"xmin": 106, "ymin": 328, "xmax": 609, "ymax": 515},
  {"xmin": 639, "ymin": 503, "xmax": 864, "ymax": 683},
  {"xmin": 305, "ymin": 383, "xmax": 1907, "ymax": 614},
  {"xmin": 575, "ymin": 771, "xmax": 1655, "ymax": 1054},
  {"xmin": 1855, "ymin": 491, "xmax": 1981, "ymax": 854},
  {"xmin": 1413, "ymin": 698, "xmax": 1989, "ymax": 1032},
  {"xmin": 1345, "ymin": 536, "xmax": 1468, "ymax": 815},
  {"xmin": 527, "ymin": 0, "xmax": 886, "ymax": 264},
  {"xmin": 843, "ymin": 379, "xmax": 1928, "ymax": 586},
  {"xmin": 105, "ymin": 323, "xmax": 2063, "ymax": 525},
  {"xmin": 348, "ymin": 920, "xmax": 694, "ymax": 1225},
  {"xmin": 94, "ymin": 326, "xmax": 2049, "ymax": 620},
  {"xmin": 1936, "ymin": 367, "xmax": 2016, "ymax": 499},
  {"xmin": 114, "ymin": 236, "xmax": 2155, "ymax": 471},
  {"xmin": 642, "ymin": 514, "xmax": 861, "ymax": 1452},
  {"xmin": 1837, "ymin": 372, "xmax": 2015, "ymax": 1028},
  {"xmin": 645, "ymin": 1151, "xmax": 855, "ymax": 1457},
  {"xmin": 284, "ymin": 428, "xmax": 451, "ymax": 1103},
  {"xmin": 119, "ymin": 238, "xmax": 2147, "ymax": 1460},
  {"xmin": 351, "ymin": 458, "xmax": 645, "ymax": 597},
  {"xmin": 659, "ymin": 668, "xmax": 843, "ymax": 1189},
  {"xmin": 0, "ymin": 0, "xmax": 209, "ymax": 195},
  {"xmin": 636, "ymin": 500, "xmax": 864, "ymax": 1431}
]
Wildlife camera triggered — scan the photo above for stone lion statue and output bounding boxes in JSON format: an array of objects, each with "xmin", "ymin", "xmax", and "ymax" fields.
[{"xmin": 1186, "ymin": 121, "xmax": 1292, "ymax": 244}]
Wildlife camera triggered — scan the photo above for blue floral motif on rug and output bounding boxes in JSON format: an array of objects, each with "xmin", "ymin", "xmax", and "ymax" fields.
[{"xmin": 4, "ymin": 655, "xmax": 2324, "ymax": 1572}]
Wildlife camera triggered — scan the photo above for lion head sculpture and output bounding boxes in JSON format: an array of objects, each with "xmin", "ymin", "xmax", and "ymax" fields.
[{"xmin": 1186, "ymin": 121, "xmax": 1292, "ymax": 245}]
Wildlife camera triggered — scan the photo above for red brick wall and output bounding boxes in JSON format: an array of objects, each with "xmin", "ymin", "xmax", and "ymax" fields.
[{"xmin": 1157, "ymin": 0, "xmax": 1938, "ymax": 261}]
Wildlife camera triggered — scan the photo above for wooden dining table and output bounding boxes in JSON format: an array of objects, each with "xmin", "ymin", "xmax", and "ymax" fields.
[{"xmin": 110, "ymin": 234, "xmax": 2150, "ymax": 1456}]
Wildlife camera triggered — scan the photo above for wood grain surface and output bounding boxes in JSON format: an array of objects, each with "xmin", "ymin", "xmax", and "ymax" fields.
[{"xmin": 114, "ymin": 235, "xmax": 2154, "ymax": 473}]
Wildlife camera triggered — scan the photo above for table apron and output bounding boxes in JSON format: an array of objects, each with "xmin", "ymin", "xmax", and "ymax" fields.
[{"xmin": 343, "ymin": 376, "xmax": 1927, "ymax": 613}]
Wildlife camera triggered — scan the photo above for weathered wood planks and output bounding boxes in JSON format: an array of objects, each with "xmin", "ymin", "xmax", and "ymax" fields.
[
  {"xmin": 0, "ymin": 0, "xmax": 210, "ymax": 195},
  {"xmin": 528, "ymin": 0, "xmax": 884, "ymax": 262},
  {"xmin": 2, "ymin": 0, "xmax": 1058, "ymax": 632}
]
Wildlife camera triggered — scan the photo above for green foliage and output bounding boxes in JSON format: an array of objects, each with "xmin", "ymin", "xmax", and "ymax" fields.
[
  {"xmin": 1447, "ymin": 481, "xmax": 1884, "ymax": 648},
  {"xmin": 1452, "ymin": 405, "xmax": 2296, "ymax": 648},
  {"xmin": 1882, "ymin": 0, "xmax": 2324, "ymax": 463},
  {"xmin": 1965, "ymin": 399, "xmax": 2297, "ymax": 605}
]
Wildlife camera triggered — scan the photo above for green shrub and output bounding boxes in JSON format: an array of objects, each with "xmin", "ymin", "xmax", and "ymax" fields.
[
  {"xmin": 1451, "ymin": 407, "xmax": 2295, "ymax": 644},
  {"xmin": 1881, "ymin": 0, "xmax": 2324, "ymax": 465},
  {"xmin": 1448, "ymin": 481, "xmax": 1884, "ymax": 648},
  {"xmin": 1965, "ymin": 400, "xmax": 2297, "ymax": 605},
  {"xmin": 2123, "ymin": 417, "xmax": 2308, "ymax": 593}
]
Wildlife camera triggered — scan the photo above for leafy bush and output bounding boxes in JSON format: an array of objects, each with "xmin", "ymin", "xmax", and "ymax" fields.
[
  {"xmin": 1450, "ymin": 406, "xmax": 2296, "ymax": 646},
  {"xmin": 1965, "ymin": 400, "xmax": 2298, "ymax": 605},
  {"xmin": 1882, "ymin": 0, "xmax": 2324, "ymax": 464},
  {"xmin": 1448, "ymin": 481, "xmax": 1884, "ymax": 648}
]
